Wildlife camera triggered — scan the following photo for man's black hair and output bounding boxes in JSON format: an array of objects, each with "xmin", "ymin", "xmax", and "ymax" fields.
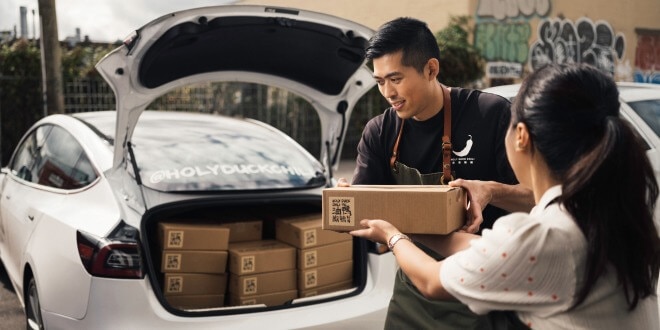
[{"xmin": 365, "ymin": 17, "xmax": 440, "ymax": 74}]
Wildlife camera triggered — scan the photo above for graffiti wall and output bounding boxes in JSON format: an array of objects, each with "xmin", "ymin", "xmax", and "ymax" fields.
[
  {"xmin": 635, "ymin": 33, "xmax": 660, "ymax": 84},
  {"xmin": 474, "ymin": 0, "xmax": 638, "ymax": 82}
]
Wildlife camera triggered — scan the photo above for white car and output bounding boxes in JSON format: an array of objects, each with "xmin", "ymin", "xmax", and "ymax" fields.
[
  {"xmin": 483, "ymin": 82, "xmax": 660, "ymax": 230},
  {"xmin": 0, "ymin": 5, "xmax": 398, "ymax": 329}
]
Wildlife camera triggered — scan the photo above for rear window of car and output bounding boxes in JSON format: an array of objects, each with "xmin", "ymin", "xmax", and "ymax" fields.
[{"xmin": 130, "ymin": 112, "xmax": 325, "ymax": 192}]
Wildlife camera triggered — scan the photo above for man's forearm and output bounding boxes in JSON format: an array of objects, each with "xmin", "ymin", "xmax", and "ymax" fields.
[{"xmin": 488, "ymin": 182, "xmax": 534, "ymax": 212}]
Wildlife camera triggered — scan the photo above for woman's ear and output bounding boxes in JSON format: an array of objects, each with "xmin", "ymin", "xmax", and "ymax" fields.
[{"xmin": 515, "ymin": 122, "xmax": 530, "ymax": 152}]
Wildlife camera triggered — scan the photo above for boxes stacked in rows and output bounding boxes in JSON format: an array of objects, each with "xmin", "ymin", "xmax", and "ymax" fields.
[
  {"xmin": 227, "ymin": 239, "xmax": 297, "ymax": 306},
  {"xmin": 276, "ymin": 214, "xmax": 354, "ymax": 298},
  {"xmin": 158, "ymin": 222, "xmax": 230, "ymax": 310}
]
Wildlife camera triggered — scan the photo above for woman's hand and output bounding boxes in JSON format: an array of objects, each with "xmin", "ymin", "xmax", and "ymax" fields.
[{"xmin": 349, "ymin": 219, "xmax": 401, "ymax": 245}]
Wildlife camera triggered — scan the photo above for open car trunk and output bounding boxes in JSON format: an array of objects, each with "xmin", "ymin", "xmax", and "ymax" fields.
[{"xmin": 140, "ymin": 195, "xmax": 368, "ymax": 315}]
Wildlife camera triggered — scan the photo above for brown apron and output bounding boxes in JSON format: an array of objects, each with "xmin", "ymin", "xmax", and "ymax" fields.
[{"xmin": 384, "ymin": 85, "xmax": 529, "ymax": 330}]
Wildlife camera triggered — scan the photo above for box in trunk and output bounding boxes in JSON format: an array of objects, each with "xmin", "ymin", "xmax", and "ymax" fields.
[
  {"xmin": 275, "ymin": 214, "xmax": 352, "ymax": 249},
  {"xmin": 299, "ymin": 280, "xmax": 354, "ymax": 298},
  {"xmin": 228, "ymin": 290, "xmax": 298, "ymax": 307},
  {"xmin": 219, "ymin": 219, "xmax": 263, "ymax": 243},
  {"xmin": 165, "ymin": 294, "xmax": 225, "ymax": 309},
  {"xmin": 297, "ymin": 240, "xmax": 352, "ymax": 270},
  {"xmin": 161, "ymin": 250, "xmax": 228, "ymax": 274},
  {"xmin": 159, "ymin": 222, "xmax": 230, "ymax": 250},
  {"xmin": 163, "ymin": 273, "xmax": 228, "ymax": 296},
  {"xmin": 228, "ymin": 240, "xmax": 296, "ymax": 275},
  {"xmin": 297, "ymin": 260, "xmax": 353, "ymax": 290},
  {"xmin": 228, "ymin": 269, "xmax": 297, "ymax": 296}
]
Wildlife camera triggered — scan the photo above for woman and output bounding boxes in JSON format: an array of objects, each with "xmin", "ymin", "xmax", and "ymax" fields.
[{"xmin": 350, "ymin": 63, "xmax": 660, "ymax": 329}]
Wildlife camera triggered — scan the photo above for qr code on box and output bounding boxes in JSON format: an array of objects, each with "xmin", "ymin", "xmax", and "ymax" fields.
[
  {"xmin": 164, "ymin": 253, "xmax": 181, "ymax": 271},
  {"xmin": 166, "ymin": 230, "xmax": 184, "ymax": 248},
  {"xmin": 329, "ymin": 197, "xmax": 355, "ymax": 226}
]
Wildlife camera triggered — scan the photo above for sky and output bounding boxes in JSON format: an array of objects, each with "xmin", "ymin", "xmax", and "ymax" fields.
[{"xmin": 1, "ymin": 0, "xmax": 236, "ymax": 43}]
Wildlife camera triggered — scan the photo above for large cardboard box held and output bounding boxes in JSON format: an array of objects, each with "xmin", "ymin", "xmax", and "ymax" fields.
[
  {"xmin": 161, "ymin": 250, "xmax": 228, "ymax": 274},
  {"xmin": 322, "ymin": 185, "xmax": 466, "ymax": 234},
  {"xmin": 163, "ymin": 273, "xmax": 228, "ymax": 296},
  {"xmin": 276, "ymin": 214, "xmax": 352, "ymax": 248},
  {"xmin": 228, "ymin": 240, "xmax": 296, "ymax": 275},
  {"xmin": 159, "ymin": 222, "xmax": 230, "ymax": 250}
]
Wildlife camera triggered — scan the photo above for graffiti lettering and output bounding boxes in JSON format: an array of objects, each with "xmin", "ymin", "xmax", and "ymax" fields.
[
  {"xmin": 530, "ymin": 17, "xmax": 626, "ymax": 76},
  {"xmin": 476, "ymin": 22, "xmax": 531, "ymax": 63},
  {"xmin": 477, "ymin": 0, "xmax": 551, "ymax": 20}
]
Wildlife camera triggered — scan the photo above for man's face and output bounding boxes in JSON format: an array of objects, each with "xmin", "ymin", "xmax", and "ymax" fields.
[{"xmin": 372, "ymin": 50, "xmax": 436, "ymax": 121}]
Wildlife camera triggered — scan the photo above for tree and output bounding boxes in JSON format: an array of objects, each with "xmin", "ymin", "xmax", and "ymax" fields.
[{"xmin": 435, "ymin": 16, "xmax": 485, "ymax": 88}]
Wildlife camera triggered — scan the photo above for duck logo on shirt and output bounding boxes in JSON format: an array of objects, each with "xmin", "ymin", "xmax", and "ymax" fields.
[{"xmin": 452, "ymin": 135, "xmax": 475, "ymax": 165}]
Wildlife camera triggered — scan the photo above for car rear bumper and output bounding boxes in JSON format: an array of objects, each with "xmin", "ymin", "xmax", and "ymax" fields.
[{"xmin": 41, "ymin": 253, "xmax": 396, "ymax": 329}]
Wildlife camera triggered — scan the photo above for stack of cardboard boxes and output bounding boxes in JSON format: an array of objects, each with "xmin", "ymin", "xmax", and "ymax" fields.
[
  {"xmin": 227, "ymin": 239, "xmax": 298, "ymax": 306},
  {"xmin": 276, "ymin": 215, "xmax": 354, "ymax": 298},
  {"xmin": 158, "ymin": 222, "xmax": 230, "ymax": 310}
]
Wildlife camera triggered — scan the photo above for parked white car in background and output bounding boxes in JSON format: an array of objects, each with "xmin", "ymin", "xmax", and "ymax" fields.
[
  {"xmin": 483, "ymin": 82, "xmax": 660, "ymax": 231},
  {"xmin": 0, "ymin": 5, "xmax": 398, "ymax": 329}
]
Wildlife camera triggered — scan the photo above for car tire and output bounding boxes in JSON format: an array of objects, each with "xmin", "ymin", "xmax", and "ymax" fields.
[{"xmin": 25, "ymin": 277, "xmax": 44, "ymax": 330}]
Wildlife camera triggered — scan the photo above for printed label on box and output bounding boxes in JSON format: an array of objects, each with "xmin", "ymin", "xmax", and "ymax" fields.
[
  {"xmin": 243, "ymin": 277, "xmax": 257, "ymax": 295},
  {"xmin": 242, "ymin": 299, "xmax": 256, "ymax": 305},
  {"xmin": 304, "ymin": 269, "xmax": 318, "ymax": 289},
  {"xmin": 302, "ymin": 290, "xmax": 317, "ymax": 297},
  {"xmin": 329, "ymin": 197, "xmax": 355, "ymax": 226},
  {"xmin": 241, "ymin": 256, "xmax": 255, "ymax": 273},
  {"xmin": 303, "ymin": 229, "xmax": 317, "ymax": 247},
  {"xmin": 304, "ymin": 250, "xmax": 317, "ymax": 268},
  {"xmin": 164, "ymin": 253, "xmax": 181, "ymax": 271},
  {"xmin": 167, "ymin": 276, "xmax": 183, "ymax": 293},
  {"xmin": 166, "ymin": 230, "xmax": 184, "ymax": 248}
]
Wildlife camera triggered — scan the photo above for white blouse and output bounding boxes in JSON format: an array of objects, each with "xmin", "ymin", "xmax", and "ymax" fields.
[{"xmin": 440, "ymin": 185, "xmax": 659, "ymax": 329}]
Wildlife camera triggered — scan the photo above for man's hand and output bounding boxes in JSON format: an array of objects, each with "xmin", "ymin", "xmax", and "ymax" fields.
[
  {"xmin": 448, "ymin": 179, "xmax": 492, "ymax": 233},
  {"xmin": 336, "ymin": 177, "xmax": 351, "ymax": 187}
]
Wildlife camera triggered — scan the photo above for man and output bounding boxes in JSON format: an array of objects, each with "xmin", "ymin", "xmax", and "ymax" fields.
[{"xmin": 341, "ymin": 17, "xmax": 534, "ymax": 328}]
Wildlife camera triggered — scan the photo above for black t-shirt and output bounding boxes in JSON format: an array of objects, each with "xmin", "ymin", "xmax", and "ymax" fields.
[{"xmin": 352, "ymin": 87, "xmax": 517, "ymax": 229}]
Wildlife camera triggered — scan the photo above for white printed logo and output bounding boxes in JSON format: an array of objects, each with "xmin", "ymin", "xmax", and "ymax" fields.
[{"xmin": 452, "ymin": 135, "xmax": 473, "ymax": 157}]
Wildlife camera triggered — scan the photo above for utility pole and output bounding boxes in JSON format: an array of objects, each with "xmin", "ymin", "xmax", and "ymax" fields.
[{"xmin": 38, "ymin": 0, "xmax": 64, "ymax": 115}]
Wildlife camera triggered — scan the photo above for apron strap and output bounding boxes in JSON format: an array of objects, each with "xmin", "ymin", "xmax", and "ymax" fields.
[
  {"xmin": 389, "ymin": 84, "xmax": 453, "ymax": 180},
  {"xmin": 441, "ymin": 84, "xmax": 452, "ymax": 184},
  {"xmin": 390, "ymin": 119, "xmax": 405, "ymax": 171}
]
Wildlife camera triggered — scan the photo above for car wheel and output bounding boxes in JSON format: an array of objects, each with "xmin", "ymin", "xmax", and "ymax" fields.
[{"xmin": 25, "ymin": 277, "xmax": 44, "ymax": 330}]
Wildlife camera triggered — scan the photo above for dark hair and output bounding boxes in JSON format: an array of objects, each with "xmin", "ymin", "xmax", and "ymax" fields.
[
  {"xmin": 365, "ymin": 17, "xmax": 440, "ymax": 74},
  {"xmin": 511, "ymin": 63, "xmax": 660, "ymax": 310}
]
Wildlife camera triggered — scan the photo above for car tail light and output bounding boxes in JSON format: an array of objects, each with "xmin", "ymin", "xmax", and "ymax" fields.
[{"xmin": 77, "ymin": 223, "xmax": 144, "ymax": 279}]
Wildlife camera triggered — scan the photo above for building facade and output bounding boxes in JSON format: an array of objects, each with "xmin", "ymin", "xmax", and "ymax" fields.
[{"xmin": 238, "ymin": 0, "xmax": 660, "ymax": 85}]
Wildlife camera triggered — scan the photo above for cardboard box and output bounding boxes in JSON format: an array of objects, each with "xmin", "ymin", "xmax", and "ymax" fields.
[
  {"xmin": 228, "ymin": 240, "xmax": 296, "ymax": 275},
  {"xmin": 229, "ymin": 290, "xmax": 298, "ymax": 307},
  {"xmin": 163, "ymin": 273, "xmax": 228, "ymax": 296},
  {"xmin": 276, "ymin": 214, "xmax": 352, "ymax": 248},
  {"xmin": 322, "ymin": 185, "xmax": 466, "ymax": 234},
  {"xmin": 161, "ymin": 250, "xmax": 228, "ymax": 274},
  {"xmin": 166, "ymin": 294, "xmax": 225, "ymax": 309},
  {"xmin": 298, "ymin": 260, "xmax": 353, "ymax": 290},
  {"xmin": 228, "ymin": 269, "xmax": 297, "ymax": 296},
  {"xmin": 219, "ymin": 220, "xmax": 263, "ymax": 242},
  {"xmin": 299, "ymin": 280, "xmax": 354, "ymax": 298},
  {"xmin": 159, "ymin": 222, "xmax": 230, "ymax": 250},
  {"xmin": 297, "ymin": 240, "xmax": 352, "ymax": 270}
]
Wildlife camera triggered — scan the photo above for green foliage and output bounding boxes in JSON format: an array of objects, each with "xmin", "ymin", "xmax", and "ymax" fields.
[
  {"xmin": 435, "ymin": 16, "xmax": 485, "ymax": 87},
  {"xmin": 62, "ymin": 44, "xmax": 116, "ymax": 81},
  {"xmin": 0, "ymin": 40, "xmax": 43, "ymax": 165}
]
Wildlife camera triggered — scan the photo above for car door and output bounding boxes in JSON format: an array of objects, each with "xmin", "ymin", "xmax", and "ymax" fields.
[{"xmin": 0, "ymin": 124, "xmax": 54, "ymax": 285}]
